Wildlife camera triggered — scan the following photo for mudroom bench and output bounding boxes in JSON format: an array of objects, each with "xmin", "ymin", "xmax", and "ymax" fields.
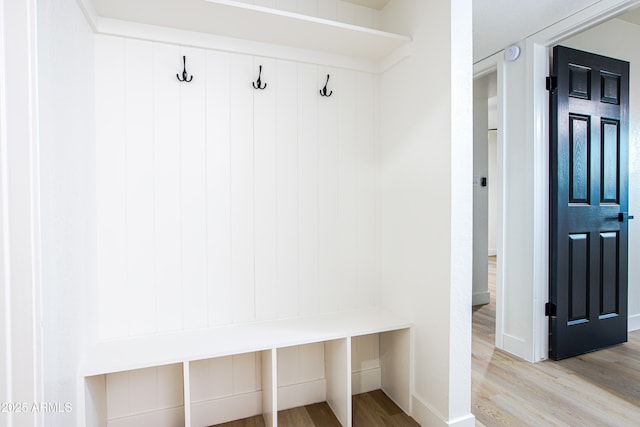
[{"xmin": 81, "ymin": 307, "xmax": 412, "ymax": 427}]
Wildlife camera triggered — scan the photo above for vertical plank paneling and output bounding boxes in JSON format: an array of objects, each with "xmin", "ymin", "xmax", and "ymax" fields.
[
  {"xmin": 276, "ymin": 0, "xmax": 297, "ymax": 12},
  {"xmin": 128, "ymin": 367, "xmax": 158, "ymax": 415},
  {"xmin": 297, "ymin": 0, "xmax": 318, "ymax": 16},
  {"xmin": 277, "ymin": 346, "xmax": 300, "ymax": 386},
  {"xmin": 357, "ymin": 72, "xmax": 377, "ymax": 306},
  {"xmin": 276, "ymin": 60, "xmax": 299, "ymax": 318},
  {"xmin": 153, "ymin": 43, "xmax": 183, "ymax": 333},
  {"xmin": 157, "ymin": 364, "xmax": 184, "ymax": 409},
  {"xmin": 298, "ymin": 342, "xmax": 325, "ymax": 380},
  {"xmin": 337, "ymin": 70, "xmax": 359, "ymax": 310},
  {"xmin": 125, "ymin": 39, "xmax": 156, "ymax": 336},
  {"xmin": 233, "ymin": 353, "xmax": 259, "ymax": 394},
  {"xmin": 336, "ymin": 1, "xmax": 359, "ymax": 26},
  {"xmin": 95, "ymin": 35, "xmax": 128, "ymax": 340},
  {"xmin": 189, "ymin": 356, "xmax": 234, "ymax": 402},
  {"xmin": 95, "ymin": 37, "xmax": 379, "ymax": 338},
  {"xmin": 354, "ymin": 4, "xmax": 375, "ymax": 28},
  {"xmin": 318, "ymin": 0, "xmax": 338, "ymax": 21},
  {"xmin": 230, "ymin": 54, "xmax": 256, "ymax": 322},
  {"xmin": 188, "ymin": 358, "xmax": 210, "ymax": 402},
  {"xmin": 318, "ymin": 68, "xmax": 339, "ymax": 313},
  {"xmin": 181, "ymin": 48, "xmax": 208, "ymax": 330},
  {"xmin": 352, "ymin": 334, "xmax": 379, "ymax": 372},
  {"xmin": 206, "ymin": 51, "xmax": 233, "ymax": 327},
  {"xmin": 106, "ymin": 370, "xmax": 130, "ymax": 419},
  {"xmin": 297, "ymin": 64, "xmax": 320, "ymax": 315},
  {"xmin": 210, "ymin": 356, "xmax": 235, "ymax": 398},
  {"xmin": 254, "ymin": 57, "xmax": 279, "ymax": 321}
]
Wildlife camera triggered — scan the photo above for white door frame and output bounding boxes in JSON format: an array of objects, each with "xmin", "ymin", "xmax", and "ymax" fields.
[
  {"xmin": 473, "ymin": 56, "xmax": 506, "ymax": 349},
  {"xmin": 474, "ymin": 0, "xmax": 640, "ymax": 362}
]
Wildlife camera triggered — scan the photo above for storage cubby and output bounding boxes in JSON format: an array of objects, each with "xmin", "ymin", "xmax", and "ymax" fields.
[
  {"xmin": 276, "ymin": 343, "xmax": 326, "ymax": 412},
  {"xmin": 351, "ymin": 329, "xmax": 411, "ymax": 415},
  {"xmin": 275, "ymin": 339, "xmax": 350, "ymax": 426},
  {"xmin": 84, "ymin": 364, "xmax": 185, "ymax": 427},
  {"xmin": 188, "ymin": 351, "xmax": 270, "ymax": 427}
]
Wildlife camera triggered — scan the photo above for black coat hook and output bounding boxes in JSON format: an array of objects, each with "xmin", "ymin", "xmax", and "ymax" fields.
[
  {"xmin": 320, "ymin": 74, "xmax": 333, "ymax": 97},
  {"xmin": 252, "ymin": 65, "xmax": 267, "ymax": 90},
  {"xmin": 176, "ymin": 56, "xmax": 193, "ymax": 82}
]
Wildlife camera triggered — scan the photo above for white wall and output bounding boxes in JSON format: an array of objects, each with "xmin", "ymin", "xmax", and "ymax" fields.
[
  {"xmin": 37, "ymin": 0, "xmax": 96, "ymax": 424},
  {"xmin": 94, "ymin": 35, "xmax": 378, "ymax": 339},
  {"xmin": 1, "ymin": 0, "xmax": 44, "ymax": 424},
  {"xmin": 379, "ymin": 0, "xmax": 474, "ymax": 425},
  {"xmin": 562, "ymin": 18, "xmax": 640, "ymax": 331},
  {"xmin": 493, "ymin": 43, "xmax": 538, "ymax": 360}
]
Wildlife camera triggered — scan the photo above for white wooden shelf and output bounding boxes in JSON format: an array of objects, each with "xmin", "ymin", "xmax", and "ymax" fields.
[
  {"xmin": 91, "ymin": 0, "xmax": 411, "ymax": 61},
  {"xmin": 81, "ymin": 307, "xmax": 411, "ymax": 376},
  {"xmin": 83, "ymin": 308, "xmax": 411, "ymax": 427}
]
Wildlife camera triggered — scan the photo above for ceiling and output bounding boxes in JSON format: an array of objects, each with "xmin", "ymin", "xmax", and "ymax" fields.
[
  {"xmin": 473, "ymin": 0, "xmax": 602, "ymax": 61},
  {"xmin": 346, "ymin": 0, "xmax": 629, "ymax": 60}
]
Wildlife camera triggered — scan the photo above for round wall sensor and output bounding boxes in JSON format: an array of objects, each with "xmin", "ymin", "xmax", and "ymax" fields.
[{"xmin": 505, "ymin": 45, "xmax": 520, "ymax": 62}]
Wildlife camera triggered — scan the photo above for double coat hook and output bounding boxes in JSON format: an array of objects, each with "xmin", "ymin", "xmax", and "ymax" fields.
[
  {"xmin": 320, "ymin": 74, "xmax": 333, "ymax": 97},
  {"xmin": 176, "ymin": 56, "xmax": 193, "ymax": 82},
  {"xmin": 252, "ymin": 65, "xmax": 267, "ymax": 90}
]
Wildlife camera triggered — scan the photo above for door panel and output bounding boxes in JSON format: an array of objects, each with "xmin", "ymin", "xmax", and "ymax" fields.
[
  {"xmin": 599, "ymin": 231, "xmax": 618, "ymax": 316},
  {"xmin": 549, "ymin": 46, "xmax": 630, "ymax": 360},
  {"xmin": 601, "ymin": 119, "xmax": 619, "ymax": 203},
  {"xmin": 569, "ymin": 114, "xmax": 590, "ymax": 203},
  {"xmin": 568, "ymin": 233, "xmax": 589, "ymax": 323}
]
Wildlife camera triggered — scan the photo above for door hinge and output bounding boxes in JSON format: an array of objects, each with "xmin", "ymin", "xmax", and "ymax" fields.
[
  {"xmin": 545, "ymin": 302, "xmax": 557, "ymax": 316},
  {"xmin": 546, "ymin": 76, "xmax": 557, "ymax": 91}
]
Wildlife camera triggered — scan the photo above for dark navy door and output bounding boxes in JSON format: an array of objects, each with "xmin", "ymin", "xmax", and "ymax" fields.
[{"xmin": 549, "ymin": 46, "xmax": 630, "ymax": 360}]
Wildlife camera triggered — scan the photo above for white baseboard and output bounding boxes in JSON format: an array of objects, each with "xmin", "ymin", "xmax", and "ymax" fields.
[
  {"xmin": 191, "ymin": 391, "xmax": 262, "ymax": 426},
  {"xmin": 629, "ymin": 314, "xmax": 640, "ymax": 332},
  {"xmin": 448, "ymin": 414, "xmax": 477, "ymax": 427},
  {"xmin": 277, "ymin": 379, "xmax": 326, "ymax": 411},
  {"xmin": 488, "ymin": 249, "xmax": 497, "ymax": 256},
  {"xmin": 411, "ymin": 395, "xmax": 475, "ymax": 427},
  {"xmin": 351, "ymin": 367, "xmax": 381, "ymax": 395},
  {"xmin": 472, "ymin": 291, "xmax": 490, "ymax": 306},
  {"xmin": 501, "ymin": 333, "xmax": 531, "ymax": 362},
  {"xmin": 107, "ymin": 406, "xmax": 184, "ymax": 427}
]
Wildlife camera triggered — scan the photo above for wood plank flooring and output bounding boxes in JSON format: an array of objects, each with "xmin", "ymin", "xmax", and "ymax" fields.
[
  {"xmin": 212, "ymin": 390, "xmax": 419, "ymax": 427},
  {"xmin": 473, "ymin": 256, "xmax": 640, "ymax": 427}
]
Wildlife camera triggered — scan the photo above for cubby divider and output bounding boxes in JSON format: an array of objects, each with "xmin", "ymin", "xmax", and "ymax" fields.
[
  {"xmin": 325, "ymin": 338, "xmax": 352, "ymax": 427},
  {"xmin": 262, "ymin": 348, "xmax": 277, "ymax": 427},
  {"xmin": 183, "ymin": 362, "xmax": 191, "ymax": 427}
]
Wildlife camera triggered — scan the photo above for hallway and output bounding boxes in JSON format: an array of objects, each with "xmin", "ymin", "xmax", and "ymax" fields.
[{"xmin": 472, "ymin": 257, "xmax": 640, "ymax": 426}]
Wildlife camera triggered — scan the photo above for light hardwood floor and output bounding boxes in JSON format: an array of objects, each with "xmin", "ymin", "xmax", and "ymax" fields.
[
  {"xmin": 473, "ymin": 256, "xmax": 640, "ymax": 427},
  {"xmin": 212, "ymin": 390, "xmax": 419, "ymax": 427}
]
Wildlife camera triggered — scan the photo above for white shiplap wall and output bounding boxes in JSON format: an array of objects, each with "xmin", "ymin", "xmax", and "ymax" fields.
[
  {"xmin": 95, "ymin": 36, "xmax": 379, "ymax": 424},
  {"xmin": 95, "ymin": 35, "xmax": 378, "ymax": 340}
]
